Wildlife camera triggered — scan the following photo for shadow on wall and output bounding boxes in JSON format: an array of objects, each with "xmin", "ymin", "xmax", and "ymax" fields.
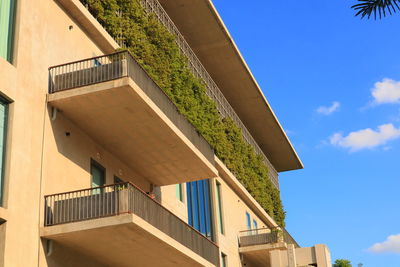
[
  {"xmin": 42, "ymin": 239, "xmax": 107, "ymax": 267},
  {"xmin": 46, "ymin": 106, "xmax": 152, "ymax": 193}
]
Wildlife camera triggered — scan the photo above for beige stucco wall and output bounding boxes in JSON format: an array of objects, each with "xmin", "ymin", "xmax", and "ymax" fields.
[
  {"xmin": 0, "ymin": 0, "xmax": 113, "ymax": 266},
  {"xmin": 160, "ymin": 184, "xmax": 188, "ymax": 222},
  {"xmin": 214, "ymin": 176, "xmax": 268, "ymax": 267},
  {"xmin": 42, "ymin": 111, "xmax": 150, "ymax": 197}
]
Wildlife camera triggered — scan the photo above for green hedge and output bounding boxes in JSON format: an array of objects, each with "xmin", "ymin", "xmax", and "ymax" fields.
[{"xmin": 82, "ymin": 0, "xmax": 285, "ymax": 226}]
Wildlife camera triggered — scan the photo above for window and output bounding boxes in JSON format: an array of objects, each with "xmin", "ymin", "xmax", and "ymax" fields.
[
  {"xmin": 221, "ymin": 252, "xmax": 227, "ymax": 267},
  {"xmin": 246, "ymin": 212, "xmax": 251, "ymax": 230},
  {"xmin": 90, "ymin": 160, "xmax": 105, "ymax": 194},
  {"xmin": 0, "ymin": 0, "xmax": 17, "ymax": 62},
  {"xmin": 216, "ymin": 181, "xmax": 224, "ymax": 234},
  {"xmin": 253, "ymin": 219, "xmax": 257, "ymax": 230},
  {"xmin": 253, "ymin": 219, "xmax": 258, "ymax": 234},
  {"xmin": 186, "ymin": 179, "xmax": 213, "ymax": 240},
  {"xmin": 175, "ymin": 183, "xmax": 183, "ymax": 202},
  {"xmin": 0, "ymin": 98, "xmax": 8, "ymax": 206}
]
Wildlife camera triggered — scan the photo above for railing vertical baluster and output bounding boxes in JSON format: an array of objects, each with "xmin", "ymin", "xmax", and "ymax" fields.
[
  {"xmin": 87, "ymin": 190, "xmax": 89, "ymax": 220},
  {"xmin": 60, "ymin": 65, "xmax": 64, "ymax": 92},
  {"xmin": 54, "ymin": 195, "xmax": 56, "ymax": 225},
  {"xmin": 66, "ymin": 192, "xmax": 69, "ymax": 223},
  {"xmin": 78, "ymin": 61, "xmax": 81, "ymax": 85},
  {"xmin": 111, "ymin": 186, "xmax": 113, "ymax": 215},
  {"xmin": 96, "ymin": 189, "xmax": 99, "ymax": 218},
  {"xmin": 103, "ymin": 187, "xmax": 106, "ymax": 217}
]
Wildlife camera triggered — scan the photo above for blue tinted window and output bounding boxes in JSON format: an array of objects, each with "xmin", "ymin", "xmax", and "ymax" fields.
[
  {"xmin": 186, "ymin": 179, "xmax": 213, "ymax": 240},
  {"xmin": 186, "ymin": 183, "xmax": 193, "ymax": 226},
  {"xmin": 191, "ymin": 181, "xmax": 199, "ymax": 230},
  {"xmin": 198, "ymin": 181, "xmax": 206, "ymax": 235},
  {"xmin": 203, "ymin": 180, "xmax": 212, "ymax": 238},
  {"xmin": 253, "ymin": 219, "xmax": 258, "ymax": 229},
  {"xmin": 246, "ymin": 212, "xmax": 251, "ymax": 230}
]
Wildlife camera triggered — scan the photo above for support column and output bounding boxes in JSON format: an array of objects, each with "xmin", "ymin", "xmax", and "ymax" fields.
[
  {"xmin": 315, "ymin": 244, "xmax": 332, "ymax": 267},
  {"xmin": 287, "ymin": 244, "xmax": 297, "ymax": 267}
]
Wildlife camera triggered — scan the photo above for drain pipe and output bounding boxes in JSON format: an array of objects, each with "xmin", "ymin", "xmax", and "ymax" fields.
[{"xmin": 51, "ymin": 107, "xmax": 57, "ymax": 121}]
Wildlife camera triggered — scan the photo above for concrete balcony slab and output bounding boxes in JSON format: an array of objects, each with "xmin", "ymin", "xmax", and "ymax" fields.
[
  {"xmin": 41, "ymin": 213, "xmax": 216, "ymax": 267},
  {"xmin": 48, "ymin": 63, "xmax": 218, "ymax": 186}
]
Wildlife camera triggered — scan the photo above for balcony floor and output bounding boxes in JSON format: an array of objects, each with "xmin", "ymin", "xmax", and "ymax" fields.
[
  {"xmin": 41, "ymin": 213, "xmax": 215, "ymax": 267},
  {"xmin": 48, "ymin": 77, "xmax": 217, "ymax": 186}
]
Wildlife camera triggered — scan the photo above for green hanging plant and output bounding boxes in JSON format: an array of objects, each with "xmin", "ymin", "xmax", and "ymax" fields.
[{"xmin": 82, "ymin": 0, "xmax": 286, "ymax": 227}]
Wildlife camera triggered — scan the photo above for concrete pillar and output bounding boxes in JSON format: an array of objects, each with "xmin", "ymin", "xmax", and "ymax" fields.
[
  {"xmin": 315, "ymin": 244, "xmax": 331, "ymax": 267},
  {"xmin": 287, "ymin": 244, "xmax": 297, "ymax": 267}
]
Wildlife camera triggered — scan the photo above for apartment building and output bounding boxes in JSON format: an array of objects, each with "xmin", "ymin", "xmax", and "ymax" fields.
[{"xmin": 0, "ymin": 0, "xmax": 331, "ymax": 266}]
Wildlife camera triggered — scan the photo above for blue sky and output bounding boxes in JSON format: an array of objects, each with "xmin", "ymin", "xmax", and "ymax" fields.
[{"xmin": 212, "ymin": 0, "xmax": 400, "ymax": 266}]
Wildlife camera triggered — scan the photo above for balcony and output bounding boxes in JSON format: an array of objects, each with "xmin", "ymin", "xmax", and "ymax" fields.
[
  {"xmin": 48, "ymin": 51, "xmax": 217, "ymax": 186},
  {"xmin": 238, "ymin": 228, "xmax": 299, "ymax": 266},
  {"xmin": 41, "ymin": 182, "xmax": 219, "ymax": 267}
]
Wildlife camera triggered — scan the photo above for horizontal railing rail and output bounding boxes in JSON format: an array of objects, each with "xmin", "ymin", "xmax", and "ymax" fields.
[
  {"xmin": 79, "ymin": 0, "xmax": 279, "ymax": 188},
  {"xmin": 238, "ymin": 227, "xmax": 300, "ymax": 248},
  {"xmin": 283, "ymin": 228, "xmax": 300, "ymax": 248},
  {"xmin": 48, "ymin": 51, "xmax": 215, "ymax": 166},
  {"xmin": 44, "ymin": 182, "xmax": 220, "ymax": 266}
]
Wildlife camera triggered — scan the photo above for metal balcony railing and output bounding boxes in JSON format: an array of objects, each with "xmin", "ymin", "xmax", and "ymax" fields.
[
  {"xmin": 80, "ymin": 0, "xmax": 279, "ymax": 188},
  {"xmin": 48, "ymin": 51, "xmax": 215, "ymax": 166},
  {"xmin": 44, "ymin": 182, "xmax": 220, "ymax": 266},
  {"xmin": 48, "ymin": 51, "xmax": 127, "ymax": 93},
  {"xmin": 238, "ymin": 228, "xmax": 300, "ymax": 248},
  {"xmin": 282, "ymin": 228, "xmax": 300, "ymax": 248}
]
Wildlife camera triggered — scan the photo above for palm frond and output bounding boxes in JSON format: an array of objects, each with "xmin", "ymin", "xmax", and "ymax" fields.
[{"xmin": 351, "ymin": 0, "xmax": 400, "ymax": 19}]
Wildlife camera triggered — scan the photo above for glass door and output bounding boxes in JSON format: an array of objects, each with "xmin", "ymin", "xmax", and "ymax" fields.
[{"xmin": 91, "ymin": 160, "xmax": 105, "ymax": 194}]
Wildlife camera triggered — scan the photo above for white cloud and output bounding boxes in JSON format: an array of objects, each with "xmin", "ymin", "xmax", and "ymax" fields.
[
  {"xmin": 372, "ymin": 78, "xmax": 400, "ymax": 104},
  {"xmin": 330, "ymin": 123, "xmax": 400, "ymax": 151},
  {"xmin": 316, "ymin": 101, "xmax": 341, "ymax": 115},
  {"xmin": 369, "ymin": 234, "xmax": 400, "ymax": 254}
]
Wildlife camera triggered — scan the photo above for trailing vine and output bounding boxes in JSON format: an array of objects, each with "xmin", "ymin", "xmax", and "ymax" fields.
[{"xmin": 81, "ymin": 0, "xmax": 285, "ymax": 226}]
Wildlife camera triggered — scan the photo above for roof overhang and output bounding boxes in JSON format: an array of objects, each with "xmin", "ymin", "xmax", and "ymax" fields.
[{"xmin": 158, "ymin": 0, "xmax": 303, "ymax": 172}]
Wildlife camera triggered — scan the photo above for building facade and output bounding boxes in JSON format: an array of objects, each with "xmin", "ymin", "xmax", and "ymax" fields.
[{"xmin": 0, "ymin": 0, "xmax": 331, "ymax": 266}]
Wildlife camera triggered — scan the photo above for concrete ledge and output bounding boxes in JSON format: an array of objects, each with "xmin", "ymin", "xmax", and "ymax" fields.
[
  {"xmin": 239, "ymin": 242, "xmax": 287, "ymax": 253},
  {"xmin": 41, "ymin": 214, "xmax": 215, "ymax": 267}
]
